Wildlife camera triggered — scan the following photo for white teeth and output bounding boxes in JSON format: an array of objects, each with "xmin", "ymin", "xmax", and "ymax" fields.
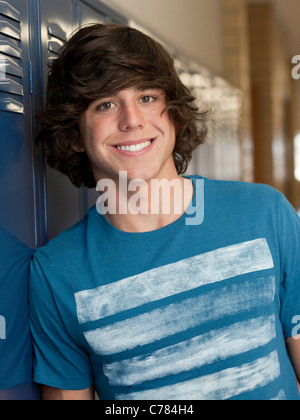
[{"xmin": 117, "ymin": 140, "xmax": 152, "ymax": 152}]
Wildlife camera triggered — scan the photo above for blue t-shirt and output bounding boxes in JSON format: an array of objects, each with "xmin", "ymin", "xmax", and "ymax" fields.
[{"xmin": 29, "ymin": 176, "xmax": 300, "ymax": 400}]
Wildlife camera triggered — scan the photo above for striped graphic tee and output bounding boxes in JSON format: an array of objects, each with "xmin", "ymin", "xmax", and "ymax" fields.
[{"xmin": 29, "ymin": 177, "xmax": 300, "ymax": 400}]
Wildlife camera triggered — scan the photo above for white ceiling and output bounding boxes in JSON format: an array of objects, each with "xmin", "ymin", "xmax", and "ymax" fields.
[{"xmin": 248, "ymin": 0, "xmax": 300, "ymax": 58}]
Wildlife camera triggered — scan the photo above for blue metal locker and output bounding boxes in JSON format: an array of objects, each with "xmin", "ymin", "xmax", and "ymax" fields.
[{"xmin": 0, "ymin": 0, "xmax": 40, "ymax": 399}]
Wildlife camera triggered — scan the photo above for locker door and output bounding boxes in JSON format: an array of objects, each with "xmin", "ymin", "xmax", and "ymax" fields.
[
  {"xmin": 79, "ymin": 0, "xmax": 127, "ymax": 27},
  {"xmin": 0, "ymin": 0, "xmax": 39, "ymax": 399},
  {"xmin": 0, "ymin": 0, "xmax": 35, "ymax": 246},
  {"xmin": 37, "ymin": 0, "xmax": 90, "ymax": 241}
]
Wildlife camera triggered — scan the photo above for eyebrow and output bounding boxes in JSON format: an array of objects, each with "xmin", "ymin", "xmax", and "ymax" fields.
[{"xmin": 135, "ymin": 86, "xmax": 163, "ymax": 92}]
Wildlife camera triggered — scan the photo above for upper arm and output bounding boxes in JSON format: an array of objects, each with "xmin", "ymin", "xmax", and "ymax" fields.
[
  {"xmin": 42, "ymin": 385, "xmax": 95, "ymax": 400},
  {"xmin": 29, "ymin": 255, "xmax": 93, "ymax": 393},
  {"xmin": 286, "ymin": 336, "xmax": 300, "ymax": 383}
]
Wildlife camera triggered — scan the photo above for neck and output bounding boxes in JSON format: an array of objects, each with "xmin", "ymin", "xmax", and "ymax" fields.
[{"xmin": 98, "ymin": 174, "xmax": 194, "ymax": 233}]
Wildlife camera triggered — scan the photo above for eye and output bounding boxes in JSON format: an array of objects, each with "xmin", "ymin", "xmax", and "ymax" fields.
[
  {"xmin": 140, "ymin": 95, "xmax": 155, "ymax": 104},
  {"xmin": 97, "ymin": 102, "xmax": 116, "ymax": 112}
]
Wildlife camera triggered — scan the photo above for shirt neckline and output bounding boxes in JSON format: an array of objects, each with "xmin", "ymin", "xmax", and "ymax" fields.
[{"xmin": 93, "ymin": 175, "xmax": 205, "ymax": 242}]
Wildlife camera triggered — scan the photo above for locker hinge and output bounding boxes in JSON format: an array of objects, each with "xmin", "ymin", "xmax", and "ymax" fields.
[{"xmin": 28, "ymin": 60, "xmax": 33, "ymax": 94}]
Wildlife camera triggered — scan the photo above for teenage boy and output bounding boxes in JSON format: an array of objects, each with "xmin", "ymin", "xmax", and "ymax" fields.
[{"xmin": 29, "ymin": 23, "xmax": 300, "ymax": 400}]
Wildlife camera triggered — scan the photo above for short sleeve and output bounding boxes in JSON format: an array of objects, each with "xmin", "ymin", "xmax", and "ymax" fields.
[
  {"xmin": 29, "ymin": 254, "xmax": 93, "ymax": 390},
  {"xmin": 0, "ymin": 228, "xmax": 35, "ymax": 391},
  {"xmin": 278, "ymin": 195, "xmax": 300, "ymax": 338}
]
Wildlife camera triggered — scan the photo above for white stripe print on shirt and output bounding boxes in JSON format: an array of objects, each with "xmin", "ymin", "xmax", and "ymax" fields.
[{"xmin": 75, "ymin": 238, "xmax": 280, "ymax": 400}]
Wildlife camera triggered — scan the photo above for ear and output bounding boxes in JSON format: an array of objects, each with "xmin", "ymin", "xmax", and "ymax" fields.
[
  {"xmin": 71, "ymin": 133, "xmax": 85, "ymax": 152},
  {"xmin": 72, "ymin": 144, "xmax": 85, "ymax": 153},
  {"xmin": 73, "ymin": 121, "xmax": 86, "ymax": 152},
  {"xmin": 72, "ymin": 122, "xmax": 86, "ymax": 152}
]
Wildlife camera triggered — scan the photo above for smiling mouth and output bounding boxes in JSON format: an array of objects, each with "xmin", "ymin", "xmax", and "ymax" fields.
[{"xmin": 115, "ymin": 139, "xmax": 155, "ymax": 153}]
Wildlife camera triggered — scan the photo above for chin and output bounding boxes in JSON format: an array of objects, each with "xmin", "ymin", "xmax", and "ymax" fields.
[{"xmin": 121, "ymin": 167, "xmax": 157, "ymax": 183}]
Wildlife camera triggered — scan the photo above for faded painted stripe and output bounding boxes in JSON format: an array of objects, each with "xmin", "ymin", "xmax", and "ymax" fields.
[
  {"xmin": 84, "ymin": 276, "xmax": 275, "ymax": 355},
  {"xmin": 104, "ymin": 315, "xmax": 276, "ymax": 386},
  {"xmin": 271, "ymin": 390, "xmax": 286, "ymax": 400},
  {"xmin": 75, "ymin": 238, "xmax": 274, "ymax": 324},
  {"xmin": 116, "ymin": 351, "xmax": 281, "ymax": 400}
]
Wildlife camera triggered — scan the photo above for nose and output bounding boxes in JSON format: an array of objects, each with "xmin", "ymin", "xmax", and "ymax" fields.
[{"xmin": 118, "ymin": 102, "xmax": 145, "ymax": 132}]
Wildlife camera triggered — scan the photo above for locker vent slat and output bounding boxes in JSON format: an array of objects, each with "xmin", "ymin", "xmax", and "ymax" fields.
[
  {"xmin": 47, "ymin": 23, "xmax": 66, "ymax": 67},
  {"xmin": 0, "ymin": 1, "xmax": 23, "ymax": 114}
]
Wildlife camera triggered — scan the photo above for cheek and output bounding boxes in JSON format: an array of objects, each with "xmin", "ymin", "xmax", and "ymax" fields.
[{"xmin": 82, "ymin": 123, "xmax": 107, "ymax": 153}]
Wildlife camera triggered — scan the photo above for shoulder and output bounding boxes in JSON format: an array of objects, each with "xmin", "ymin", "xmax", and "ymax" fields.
[
  {"xmin": 189, "ymin": 175, "xmax": 290, "ymax": 223},
  {"xmin": 29, "ymin": 207, "xmax": 98, "ymax": 302},
  {"xmin": 31, "ymin": 206, "xmax": 97, "ymax": 273},
  {"xmin": 191, "ymin": 175, "xmax": 283, "ymax": 202}
]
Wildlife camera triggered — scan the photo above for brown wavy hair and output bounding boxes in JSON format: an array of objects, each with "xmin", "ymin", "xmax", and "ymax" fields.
[{"xmin": 37, "ymin": 23, "xmax": 209, "ymax": 188}]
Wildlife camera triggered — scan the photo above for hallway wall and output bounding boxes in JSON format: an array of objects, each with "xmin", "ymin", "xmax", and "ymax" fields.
[{"xmin": 102, "ymin": 0, "xmax": 224, "ymax": 77}]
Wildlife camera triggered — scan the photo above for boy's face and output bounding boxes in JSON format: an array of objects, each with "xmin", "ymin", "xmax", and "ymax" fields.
[{"xmin": 78, "ymin": 87, "xmax": 177, "ymax": 185}]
